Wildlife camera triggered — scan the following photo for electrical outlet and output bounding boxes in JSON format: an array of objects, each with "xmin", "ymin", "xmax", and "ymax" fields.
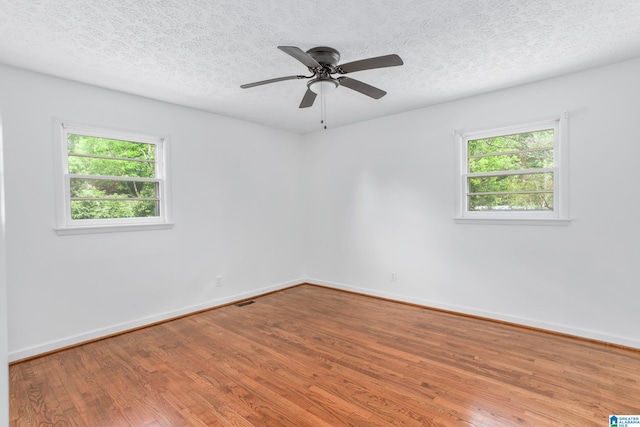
[
  {"xmin": 215, "ymin": 275, "xmax": 223, "ymax": 287},
  {"xmin": 390, "ymin": 272, "xmax": 397, "ymax": 282}
]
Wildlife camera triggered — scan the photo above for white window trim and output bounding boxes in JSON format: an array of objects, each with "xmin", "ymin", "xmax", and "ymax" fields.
[
  {"xmin": 454, "ymin": 114, "xmax": 570, "ymax": 226},
  {"xmin": 53, "ymin": 120, "xmax": 174, "ymax": 235}
]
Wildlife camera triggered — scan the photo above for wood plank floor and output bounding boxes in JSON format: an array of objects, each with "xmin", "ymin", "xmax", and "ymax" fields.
[{"xmin": 10, "ymin": 284, "xmax": 640, "ymax": 426}]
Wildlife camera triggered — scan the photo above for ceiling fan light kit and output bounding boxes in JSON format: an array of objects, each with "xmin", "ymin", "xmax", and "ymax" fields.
[
  {"xmin": 240, "ymin": 45, "xmax": 404, "ymax": 128},
  {"xmin": 308, "ymin": 78, "xmax": 338, "ymax": 95}
]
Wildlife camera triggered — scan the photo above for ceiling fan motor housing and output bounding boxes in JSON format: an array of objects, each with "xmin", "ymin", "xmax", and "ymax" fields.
[{"xmin": 306, "ymin": 46, "xmax": 340, "ymax": 69}]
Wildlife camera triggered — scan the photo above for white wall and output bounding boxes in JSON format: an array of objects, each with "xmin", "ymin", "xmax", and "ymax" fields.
[
  {"xmin": 0, "ymin": 96, "xmax": 10, "ymax": 427},
  {"xmin": 304, "ymin": 58, "xmax": 640, "ymax": 348},
  {"xmin": 3, "ymin": 55, "xmax": 639, "ymax": 367},
  {"xmin": 0, "ymin": 65, "xmax": 306, "ymax": 361}
]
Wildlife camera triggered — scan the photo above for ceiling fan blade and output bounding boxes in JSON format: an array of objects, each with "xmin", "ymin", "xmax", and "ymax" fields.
[
  {"xmin": 337, "ymin": 77, "xmax": 387, "ymax": 99},
  {"xmin": 338, "ymin": 54, "xmax": 403, "ymax": 74},
  {"xmin": 278, "ymin": 46, "xmax": 321, "ymax": 69},
  {"xmin": 299, "ymin": 88, "xmax": 317, "ymax": 108},
  {"xmin": 240, "ymin": 75, "xmax": 307, "ymax": 89}
]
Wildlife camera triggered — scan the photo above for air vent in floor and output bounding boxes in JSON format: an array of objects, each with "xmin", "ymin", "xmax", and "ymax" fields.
[{"xmin": 235, "ymin": 300, "xmax": 255, "ymax": 307}]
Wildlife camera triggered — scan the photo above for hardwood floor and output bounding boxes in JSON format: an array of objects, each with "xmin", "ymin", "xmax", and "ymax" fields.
[{"xmin": 10, "ymin": 284, "xmax": 640, "ymax": 426}]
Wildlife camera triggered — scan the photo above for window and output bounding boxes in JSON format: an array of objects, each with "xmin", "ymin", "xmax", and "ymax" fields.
[
  {"xmin": 455, "ymin": 116, "xmax": 569, "ymax": 224},
  {"xmin": 55, "ymin": 122, "xmax": 172, "ymax": 234}
]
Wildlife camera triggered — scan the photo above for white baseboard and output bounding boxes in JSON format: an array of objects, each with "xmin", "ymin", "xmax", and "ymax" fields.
[
  {"xmin": 9, "ymin": 278, "xmax": 303, "ymax": 362},
  {"xmin": 304, "ymin": 277, "xmax": 640, "ymax": 350}
]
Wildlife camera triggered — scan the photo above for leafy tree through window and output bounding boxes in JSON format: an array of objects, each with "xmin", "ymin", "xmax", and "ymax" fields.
[
  {"xmin": 467, "ymin": 129, "xmax": 554, "ymax": 211},
  {"xmin": 67, "ymin": 134, "xmax": 160, "ymax": 219}
]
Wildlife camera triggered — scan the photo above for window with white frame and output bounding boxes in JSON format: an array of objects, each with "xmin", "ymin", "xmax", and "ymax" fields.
[
  {"xmin": 55, "ymin": 122, "xmax": 172, "ymax": 234},
  {"xmin": 456, "ymin": 116, "xmax": 569, "ymax": 224}
]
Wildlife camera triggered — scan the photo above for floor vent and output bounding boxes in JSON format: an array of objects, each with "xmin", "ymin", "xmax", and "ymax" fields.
[{"xmin": 235, "ymin": 300, "xmax": 255, "ymax": 307}]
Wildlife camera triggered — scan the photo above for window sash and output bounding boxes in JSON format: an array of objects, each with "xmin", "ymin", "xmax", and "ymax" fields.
[
  {"xmin": 467, "ymin": 190, "xmax": 553, "ymax": 197},
  {"xmin": 68, "ymin": 173, "xmax": 161, "ymax": 183},
  {"xmin": 463, "ymin": 167, "xmax": 555, "ymax": 179},
  {"xmin": 70, "ymin": 197, "xmax": 161, "ymax": 202},
  {"xmin": 68, "ymin": 152, "xmax": 156, "ymax": 163},
  {"xmin": 467, "ymin": 146, "xmax": 553, "ymax": 160}
]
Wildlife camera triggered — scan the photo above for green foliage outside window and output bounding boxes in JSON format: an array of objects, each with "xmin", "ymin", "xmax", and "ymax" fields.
[
  {"xmin": 67, "ymin": 134, "xmax": 159, "ymax": 219},
  {"xmin": 467, "ymin": 129, "xmax": 554, "ymax": 211}
]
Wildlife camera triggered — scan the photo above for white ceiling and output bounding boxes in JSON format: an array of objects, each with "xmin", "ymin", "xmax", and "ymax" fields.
[{"xmin": 1, "ymin": 0, "xmax": 640, "ymax": 134}]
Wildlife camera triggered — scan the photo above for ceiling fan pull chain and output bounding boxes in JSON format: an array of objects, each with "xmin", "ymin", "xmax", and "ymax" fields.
[{"xmin": 321, "ymin": 86, "xmax": 328, "ymax": 130}]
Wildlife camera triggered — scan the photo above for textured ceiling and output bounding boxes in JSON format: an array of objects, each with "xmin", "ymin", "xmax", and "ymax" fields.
[{"xmin": 1, "ymin": 0, "xmax": 640, "ymax": 134}]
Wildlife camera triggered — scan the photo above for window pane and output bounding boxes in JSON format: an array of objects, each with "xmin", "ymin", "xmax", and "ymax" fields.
[
  {"xmin": 68, "ymin": 156, "xmax": 155, "ymax": 178},
  {"xmin": 469, "ymin": 193, "xmax": 553, "ymax": 211},
  {"xmin": 70, "ymin": 178, "xmax": 158, "ymax": 199},
  {"xmin": 68, "ymin": 134, "xmax": 156, "ymax": 160},
  {"xmin": 468, "ymin": 172, "xmax": 554, "ymax": 194},
  {"xmin": 71, "ymin": 199, "xmax": 159, "ymax": 219},
  {"xmin": 468, "ymin": 129, "xmax": 554, "ymax": 157},
  {"xmin": 469, "ymin": 149, "xmax": 553, "ymax": 173}
]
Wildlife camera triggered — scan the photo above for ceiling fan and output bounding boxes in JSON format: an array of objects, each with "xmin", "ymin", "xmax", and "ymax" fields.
[{"xmin": 240, "ymin": 46, "xmax": 404, "ymax": 108}]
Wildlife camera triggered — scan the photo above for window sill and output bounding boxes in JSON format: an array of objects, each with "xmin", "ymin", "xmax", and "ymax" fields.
[
  {"xmin": 54, "ymin": 222, "xmax": 175, "ymax": 236},
  {"xmin": 454, "ymin": 217, "xmax": 571, "ymax": 226}
]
